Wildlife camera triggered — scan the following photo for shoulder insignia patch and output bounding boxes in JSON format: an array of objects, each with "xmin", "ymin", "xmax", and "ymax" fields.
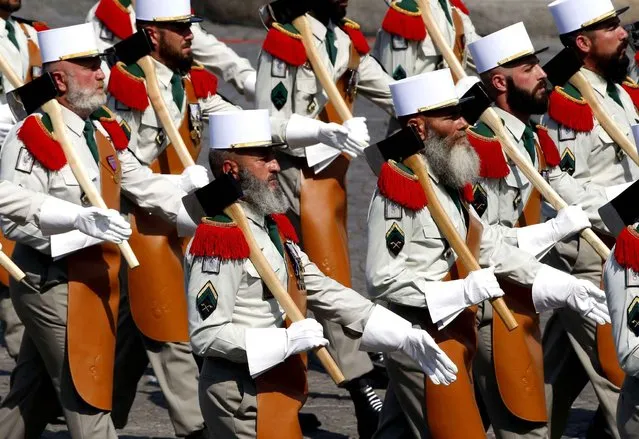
[
  {"xmin": 615, "ymin": 226, "xmax": 639, "ymax": 273},
  {"xmin": 559, "ymin": 148, "xmax": 575, "ymax": 175},
  {"xmin": 196, "ymin": 281, "xmax": 218, "ymax": 320},
  {"xmin": 190, "ymin": 215, "xmax": 250, "ymax": 260},
  {"xmin": 95, "ymin": 0, "xmax": 134, "ymax": 40},
  {"xmin": 189, "ymin": 64, "xmax": 218, "ymax": 99},
  {"xmin": 467, "ymin": 122, "xmax": 510, "ymax": 179},
  {"xmin": 202, "ymin": 257, "xmax": 221, "ymax": 274},
  {"xmin": 17, "ymin": 114, "xmax": 67, "ymax": 171},
  {"xmin": 622, "ymin": 77, "xmax": 639, "ymax": 111},
  {"xmin": 262, "ymin": 22, "xmax": 308, "ymax": 67},
  {"xmin": 107, "ymin": 62, "xmax": 149, "ymax": 111},
  {"xmin": 15, "ymin": 147, "xmax": 34, "ymax": 174},
  {"xmin": 471, "ymin": 183, "xmax": 487, "ymax": 217},
  {"xmin": 90, "ymin": 105, "xmax": 129, "ymax": 150},
  {"xmin": 627, "ymin": 296, "xmax": 639, "ymax": 336},
  {"xmin": 385, "ymin": 198, "xmax": 403, "ymax": 220},
  {"xmin": 271, "ymin": 81, "xmax": 288, "ymax": 111},
  {"xmin": 386, "ymin": 222, "xmax": 405, "ymax": 256},
  {"xmin": 548, "ymin": 84, "xmax": 594, "ymax": 132},
  {"xmin": 534, "ymin": 124, "xmax": 561, "ymax": 167},
  {"xmin": 381, "ymin": 0, "xmax": 426, "ymax": 42},
  {"xmin": 378, "ymin": 160, "xmax": 427, "ymax": 211},
  {"xmin": 340, "ymin": 18, "xmax": 370, "ymax": 55}
]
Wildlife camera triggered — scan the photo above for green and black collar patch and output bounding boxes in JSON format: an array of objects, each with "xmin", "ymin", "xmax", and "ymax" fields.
[
  {"xmin": 271, "ymin": 81, "xmax": 288, "ymax": 111},
  {"xmin": 196, "ymin": 281, "xmax": 218, "ymax": 320},
  {"xmin": 386, "ymin": 222, "xmax": 405, "ymax": 256},
  {"xmin": 559, "ymin": 148, "xmax": 575, "ymax": 176},
  {"xmin": 471, "ymin": 183, "xmax": 488, "ymax": 217}
]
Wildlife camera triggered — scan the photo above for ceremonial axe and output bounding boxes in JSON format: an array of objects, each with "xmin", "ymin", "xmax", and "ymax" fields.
[
  {"xmin": 2, "ymin": 62, "xmax": 140, "ymax": 269},
  {"xmin": 106, "ymin": 30, "xmax": 196, "ymax": 168},
  {"xmin": 599, "ymin": 180, "xmax": 639, "ymax": 238},
  {"xmin": 415, "ymin": 0, "xmax": 611, "ymax": 261},
  {"xmin": 366, "ymin": 125, "xmax": 519, "ymax": 331},
  {"xmin": 192, "ymin": 173, "xmax": 347, "ymax": 385},
  {"xmin": 544, "ymin": 48, "xmax": 639, "ymax": 168}
]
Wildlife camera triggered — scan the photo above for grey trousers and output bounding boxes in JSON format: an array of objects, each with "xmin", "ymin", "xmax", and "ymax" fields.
[
  {"xmin": 618, "ymin": 376, "xmax": 639, "ymax": 439},
  {"xmin": 0, "ymin": 284, "xmax": 23, "ymax": 361}
]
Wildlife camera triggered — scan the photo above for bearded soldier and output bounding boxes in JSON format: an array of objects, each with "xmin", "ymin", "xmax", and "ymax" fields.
[
  {"xmin": 0, "ymin": 22, "xmax": 198, "ymax": 438},
  {"xmin": 186, "ymin": 108, "xmax": 459, "ymax": 439},
  {"xmin": 366, "ymin": 68, "xmax": 609, "ymax": 438},
  {"xmin": 540, "ymin": 1, "xmax": 639, "ymax": 436}
]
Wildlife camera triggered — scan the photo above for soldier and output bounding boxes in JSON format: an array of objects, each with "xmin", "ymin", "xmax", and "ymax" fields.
[
  {"xmin": 540, "ymin": 1, "xmax": 639, "ymax": 436},
  {"xmin": 86, "ymin": 0, "xmax": 258, "ymax": 100},
  {"xmin": 185, "ymin": 108, "xmax": 459, "ymax": 439},
  {"xmin": 255, "ymin": 1, "xmax": 393, "ymax": 432},
  {"xmin": 464, "ymin": 23, "xmax": 596, "ymax": 438},
  {"xmin": 366, "ymin": 68, "xmax": 609, "ymax": 438},
  {"xmin": 0, "ymin": 22, "xmax": 201, "ymax": 438}
]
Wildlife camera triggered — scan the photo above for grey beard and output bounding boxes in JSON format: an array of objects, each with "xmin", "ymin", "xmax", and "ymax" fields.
[
  {"xmin": 422, "ymin": 133, "xmax": 479, "ymax": 188},
  {"xmin": 66, "ymin": 80, "xmax": 106, "ymax": 116},
  {"xmin": 239, "ymin": 169, "xmax": 290, "ymax": 216}
]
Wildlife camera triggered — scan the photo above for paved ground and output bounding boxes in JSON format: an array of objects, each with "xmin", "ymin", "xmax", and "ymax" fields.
[{"xmin": 0, "ymin": 16, "xmax": 603, "ymax": 439}]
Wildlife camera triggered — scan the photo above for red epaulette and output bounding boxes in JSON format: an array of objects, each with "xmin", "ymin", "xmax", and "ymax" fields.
[
  {"xmin": 547, "ymin": 84, "xmax": 594, "ymax": 132},
  {"xmin": 270, "ymin": 213, "xmax": 299, "ymax": 243},
  {"xmin": 340, "ymin": 18, "xmax": 370, "ymax": 55},
  {"xmin": 378, "ymin": 160, "xmax": 427, "ymax": 211},
  {"xmin": 381, "ymin": 0, "xmax": 426, "ymax": 42},
  {"xmin": 534, "ymin": 124, "xmax": 561, "ymax": 167},
  {"xmin": 262, "ymin": 23, "xmax": 307, "ymax": 67},
  {"xmin": 90, "ymin": 106, "xmax": 130, "ymax": 151},
  {"xmin": 32, "ymin": 21, "xmax": 49, "ymax": 31},
  {"xmin": 450, "ymin": 0, "xmax": 470, "ymax": 15},
  {"xmin": 95, "ymin": 0, "xmax": 134, "ymax": 40},
  {"xmin": 466, "ymin": 122, "xmax": 510, "ymax": 179},
  {"xmin": 189, "ymin": 64, "xmax": 218, "ymax": 99},
  {"xmin": 622, "ymin": 77, "xmax": 639, "ymax": 110},
  {"xmin": 107, "ymin": 62, "xmax": 149, "ymax": 111},
  {"xmin": 614, "ymin": 226, "xmax": 639, "ymax": 272},
  {"xmin": 17, "ymin": 114, "xmax": 66, "ymax": 171},
  {"xmin": 189, "ymin": 215, "xmax": 250, "ymax": 260}
]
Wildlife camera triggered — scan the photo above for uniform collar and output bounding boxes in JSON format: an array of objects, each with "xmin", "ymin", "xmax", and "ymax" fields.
[
  {"xmin": 0, "ymin": 17, "xmax": 9, "ymax": 38},
  {"xmin": 307, "ymin": 14, "xmax": 337, "ymax": 42},
  {"xmin": 59, "ymin": 104, "xmax": 88, "ymax": 138},
  {"xmin": 152, "ymin": 56, "xmax": 176, "ymax": 89},
  {"xmin": 581, "ymin": 67, "xmax": 608, "ymax": 99},
  {"xmin": 241, "ymin": 201, "xmax": 266, "ymax": 228},
  {"xmin": 494, "ymin": 106, "xmax": 527, "ymax": 142}
]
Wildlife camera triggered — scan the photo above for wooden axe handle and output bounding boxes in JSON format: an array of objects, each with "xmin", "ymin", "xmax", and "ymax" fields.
[
  {"xmin": 0, "ymin": 243, "xmax": 25, "ymax": 283},
  {"xmin": 41, "ymin": 100, "xmax": 140, "ymax": 269},
  {"xmin": 570, "ymin": 71, "xmax": 639, "ymax": 167},
  {"xmin": 403, "ymin": 155, "xmax": 519, "ymax": 331},
  {"xmin": 0, "ymin": 52, "xmax": 23, "ymax": 89},
  {"xmin": 223, "ymin": 203, "xmax": 347, "ymax": 385},
  {"xmin": 137, "ymin": 56, "xmax": 196, "ymax": 168},
  {"xmin": 291, "ymin": 15, "xmax": 353, "ymax": 123}
]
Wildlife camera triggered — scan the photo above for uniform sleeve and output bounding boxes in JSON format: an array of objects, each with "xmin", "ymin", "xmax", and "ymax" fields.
[
  {"xmin": 603, "ymin": 254, "xmax": 639, "ymax": 376},
  {"xmin": 191, "ymin": 23, "xmax": 255, "ymax": 94},
  {"xmin": 256, "ymin": 50, "xmax": 295, "ymax": 143},
  {"xmin": 356, "ymin": 55, "xmax": 395, "ymax": 116},
  {"xmin": 0, "ymin": 180, "xmax": 46, "ymax": 225},
  {"xmin": 185, "ymin": 251, "xmax": 248, "ymax": 362},
  {"xmin": 198, "ymin": 93, "xmax": 241, "ymax": 115}
]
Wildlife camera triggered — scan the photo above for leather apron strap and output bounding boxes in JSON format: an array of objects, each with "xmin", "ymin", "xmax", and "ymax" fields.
[
  {"xmin": 451, "ymin": 8, "xmax": 466, "ymax": 64},
  {"xmin": 66, "ymin": 129, "xmax": 122, "ymax": 410},
  {"xmin": 17, "ymin": 22, "xmax": 42, "ymax": 82}
]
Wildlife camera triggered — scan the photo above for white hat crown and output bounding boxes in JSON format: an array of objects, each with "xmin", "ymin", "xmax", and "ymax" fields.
[
  {"xmin": 549, "ymin": 0, "xmax": 617, "ymax": 35},
  {"xmin": 390, "ymin": 69, "xmax": 458, "ymax": 117},
  {"xmin": 38, "ymin": 23, "xmax": 100, "ymax": 64},
  {"xmin": 468, "ymin": 22, "xmax": 535, "ymax": 74},
  {"xmin": 136, "ymin": 0, "xmax": 193, "ymax": 22},
  {"xmin": 209, "ymin": 110, "xmax": 273, "ymax": 150}
]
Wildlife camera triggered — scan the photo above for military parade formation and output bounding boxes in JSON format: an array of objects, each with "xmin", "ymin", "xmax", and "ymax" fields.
[{"xmin": 0, "ymin": 0, "xmax": 638, "ymax": 438}]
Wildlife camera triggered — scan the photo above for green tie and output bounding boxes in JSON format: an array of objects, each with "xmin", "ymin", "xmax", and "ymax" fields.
[
  {"xmin": 439, "ymin": 0, "xmax": 453, "ymax": 24},
  {"xmin": 5, "ymin": 20, "xmax": 18, "ymax": 50},
  {"xmin": 522, "ymin": 124, "xmax": 537, "ymax": 164},
  {"xmin": 265, "ymin": 217, "xmax": 284, "ymax": 257},
  {"xmin": 444, "ymin": 185, "xmax": 462, "ymax": 214},
  {"xmin": 170, "ymin": 73, "xmax": 185, "ymax": 109},
  {"xmin": 325, "ymin": 27, "xmax": 337, "ymax": 66},
  {"xmin": 83, "ymin": 120, "xmax": 99, "ymax": 164},
  {"xmin": 607, "ymin": 81, "xmax": 624, "ymax": 108}
]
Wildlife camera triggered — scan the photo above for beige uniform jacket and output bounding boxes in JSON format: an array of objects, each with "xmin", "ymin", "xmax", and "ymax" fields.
[
  {"xmin": 365, "ymin": 165, "xmax": 541, "ymax": 309},
  {"xmin": 86, "ymin": 2, "xmax": 255, "ymax": 94},
  {"xmin": 0, "ymin": 180, "xmax": 46, "ymax": 224},
  {"xmin": 0, "ymin": 105, "xmax": 185, "ymax": 254},
  {"xmin": 372, "ymin": 0, "xmax": 479, "ymax": 79},
  {"xmin": 256, "ymin": 14, "xmax": 394, "ymax": 157},
  {"xmin": 185, "ymin": 202, "xmax": 375, "ymax": 363}
]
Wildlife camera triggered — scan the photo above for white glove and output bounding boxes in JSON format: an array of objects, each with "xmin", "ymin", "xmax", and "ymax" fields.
[
  {"xmin": 39, "ymin": 197, "xmax": 131, "ymax": 244},
  {"xmin": 532, "ymin": 265, "xmax": 611, "ymax": 325},
  {"xmin": 424, "ymin": 267, "xmax": 504, "ymax": 326},
  {"xmin": 361, "ymin": 306, "xmax": 458, "ymax": 385},
  {"xmin": 342, "ymin": 116, "xmax": 370, "ymax": 145},
  {"xmin": 285, "ymin": 114, "xmax": 366, "ymax": 157},
  {"xmin": 245, "ymin": 318, "xmax": 328, "ymax": 377},
  {"xmin": 517, "ymin": 205, "xmax": 590, "ymax": 258},
  {"xmin": 179, "ymin": 165, "xmax": 210, "ymax": 194},
  {"xmin": 242, "ymin": 71, "xmax": 257, "ymax": 102}
]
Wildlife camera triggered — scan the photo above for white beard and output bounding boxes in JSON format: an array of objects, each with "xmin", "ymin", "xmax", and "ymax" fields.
[
  {"xmin": 239, "ymin": 169, "xmax": 290, "ymax": 216},
  {"xmin": 422, "ymin": 132, "xmax": 479, "ymax": 188}
]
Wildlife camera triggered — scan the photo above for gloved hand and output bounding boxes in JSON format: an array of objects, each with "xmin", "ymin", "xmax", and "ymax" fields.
[
  {"xmin": 39, "ymin": 197, "xmax": 132, "ymax": 243},
  {"xmin": 551, "ymin": 205, "xmax": 591, "ymax": 241},
  {"xmin": 462, "ymin": 267, "xmax": 504, "ymax": 304},
  {"xmin": 179, "ymin": 165, "xmax": 210, "ymax": 193},
  {"xmin": 285, "ymin": 318, "xmax": 329, "ymax": 357},
  {"xmin": 532, "ymin": 265, "xmax": 611, "ymax": 325},
  {"xmin": 342, "ymin": 116, "xmax": 370, "ymax": 145},
  {"xmin": 285, "ymin": 114, "xmax": 366, "ymax": 157},
  {"xmin": 361, "ymin": 306, "xmax": 458, "ymax": 385},
  {"xmin": 242, "ymin": 71, "xmax": 257, "ymax": 102}
]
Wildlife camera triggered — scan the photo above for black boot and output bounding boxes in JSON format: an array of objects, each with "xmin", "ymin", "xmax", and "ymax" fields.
[
  {"xmin": 345, "ymin": 377, "xmax": 383, "ymax": 439},
  {"xmin": 185, "ymin": 427, "xmax": 210, "ymax": 439}
]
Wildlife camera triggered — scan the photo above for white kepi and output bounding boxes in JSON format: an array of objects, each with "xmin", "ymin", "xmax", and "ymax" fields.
[
  {"xmin": 468, "ymin": 22, "xmax": 549, "ymax": 74},
  {"xmin": 548, "ymin": 0, "xmax": 629, "ymax": 35},
  {"xmin": 209, "ymin": 109, "xmax": 284, "ymax": 150},
  {"xmin": 136, "ymin": 0, "xmax": 202, "ymax": 23},
  {"xmin": 390, "ymin": 68, "xmax": 471, "ymax": 117},
  {"xmin": 38, "ymin": 23, "xmax": 103, "ymax": 64}
]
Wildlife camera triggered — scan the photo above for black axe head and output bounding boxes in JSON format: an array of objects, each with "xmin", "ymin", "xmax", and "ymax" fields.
[
  {"xmin": 104, "ymin": 30, "xmax": 154, "ymax": 68},
  {"xmin": 378, "ymin": 125, "xmax": 424, "ymax": 163},
  {"xmin": 599, "ymin": 180, "xmax": 639, "ymax": 237},
  {"xmin": 543, "ymin": 48, "xmax": 583, "ymax": 87},
  {"xmin": 262, "ymin": 0, "xmax": 316, "ymax": 25},
  {"xmin": 460, "ymin": 82, "xmax": 492, "ymax": 125},
  {"xmin": 6, "ymin": 73, "xmax": 58, "ymax": 121},
  {"xmin": 194, "ymin": 172, "xmax": 244, "ymax": 217}
]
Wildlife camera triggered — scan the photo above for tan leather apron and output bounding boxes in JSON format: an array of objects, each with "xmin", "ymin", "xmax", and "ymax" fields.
[
  {"xmin": 452, "ymin": 8, "xmax": 466, "ymax": 64},
  {"xmin": 299, "ymin": 45, "xmax": 360, "ymax": 287},
  {"xmin": 492, "ymin": 143, "xmax": 547, "ymax": 422},
  {"xmin": 126, "ymin": 78, "xmax": 201, "ymax": 342},
  {"xmin": 67, "ymin": 129, "xmax": 122, "ymax": 410},
  {"xmin": 256, "ymin": 231, "xmax": 308, "ymax": 439}
]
